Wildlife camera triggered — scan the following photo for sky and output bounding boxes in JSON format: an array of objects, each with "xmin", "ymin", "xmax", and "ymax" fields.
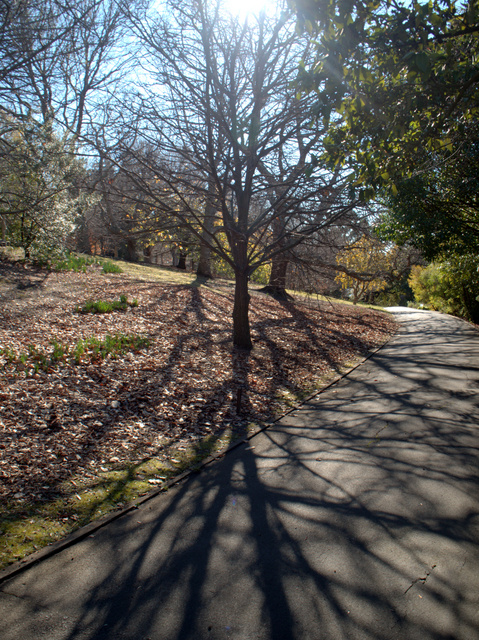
[{"xmin": 222, "ymin": 0, "xmax": 279, "ymax": 18}]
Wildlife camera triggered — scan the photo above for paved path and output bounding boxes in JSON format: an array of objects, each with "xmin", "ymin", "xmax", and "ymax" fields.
[{"xmin": 1, "ymin": 308, "xmax": 478, "ymax": 640}]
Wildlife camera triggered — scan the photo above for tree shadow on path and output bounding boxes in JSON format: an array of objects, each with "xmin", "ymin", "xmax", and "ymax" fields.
[{"xmin": 1, "ymin": 309, "xmax": 478, "ymax": 640}]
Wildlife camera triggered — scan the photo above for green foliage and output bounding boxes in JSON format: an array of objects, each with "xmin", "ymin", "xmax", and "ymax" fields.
[
  {"xmin": 379, "ymin": 130, "xmax": 479, "ymax": 261},
  {"xmin": 53, "ymin": 253, "xmax": 97, "ymax": 272},
  {"xmin": 293, "ymin": 0, "xmax": 479, "ymax": 193},
  {"xmin": 76, "ymin": 295, "xmax": 138, "ymax": 314},
  {"xmin": 0, "ymin": 117, "xmax": 98, "ymax": 259},
  {"xmin": 409, "ymin": 256, "xmax": 479, "ymax": 323},
  {"xmin": 335, "ymin": 236, "xmax": 394, "ymax": 304},
  {"xmin": 0, "ymin": 333, "xmax": 150, "ymax": 376},
  {"xmin": 211, "ymin": 256, "xmax": 271, "ymax": 285},
  {"xmin": 33, "ymin": 252, "xmax": 97, "ymax": 272},
  {"xmin": 409, "ymin": 264, "xmax": 445, "ymax": 308},
  {"xmin": 101, "ymin": 260, "xmax": 123, "ymax": 274},
  {"xmin": 374, "ymin": 277, "xmax": 414, "ymax": 307},
  {"xmin": 73, "ymin": 333, "xmax": 149, "ymax": 362},
  {"xmin": 250, "ymin": 262, "xmax": 272, "ymax": 286}
]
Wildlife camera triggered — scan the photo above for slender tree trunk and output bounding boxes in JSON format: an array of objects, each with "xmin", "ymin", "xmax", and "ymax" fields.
[
  {"xmin": 231, "ymin": 232, "xmax": 253, "ymax": 348},
  {"xmin": 126, "ymin": 238, "xmax": 137, "ymax": 262},
  {"xmin": 233, "ymin": 267, "xmax": 252, "ymax": 349},
  {"xmin": 177, "ymin": 251, "xmax": 187, "ymax": 270},
  {"xmin": 197, "ymin": 181, "xmax": 216, "ymax": 278},
  {"xmin": 0, "ymin": 216, "xmax": 6, "ymax": 242},
  {"xmin": 197, "ymin": 242, "xmax": 212, "ymax": 277},
  {"xmin": 260, "ymin": 215, "xmax": 293, "ymax": 300},
  {"xmin": 261, "ymin": 253, "xmax": 292, "ymax": 299}
]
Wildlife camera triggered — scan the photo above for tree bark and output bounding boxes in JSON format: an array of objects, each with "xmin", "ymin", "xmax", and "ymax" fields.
[
  {"xmin": 197, "ymin": 242, "xmax": 213, "ymax": 278},
  {"xmin": 270, "ymin": 254, "xmax": 288, "ymax": 288},
  {"xmin": 196, "ymin": 179, "xmax": 216, "ymax": 279},
  {"xmin": 126, "ymin": 238, "xmax": 137, "ymax": 263},
  {"xmin": 177, "ymin": 251, "xmax": 187, "ymax": 270},
  {"xmin": 233, "ymin": 268, "xmax": 252, "ymax": 349},
  {"xmin": 0, "ymin": 215, "xmax": 7, "ymax": 243},
  {"xmin": 261, "ymin": 254, "xmax": 293, "ymax": 300}
]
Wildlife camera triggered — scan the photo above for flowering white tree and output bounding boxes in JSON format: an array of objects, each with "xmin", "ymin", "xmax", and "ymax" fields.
[{"xmin": 0, "ymin": 116, "xmax": 96, "ymax": 259}]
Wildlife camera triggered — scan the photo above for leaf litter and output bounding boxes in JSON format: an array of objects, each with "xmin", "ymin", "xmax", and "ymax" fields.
[{"xmin": 0, "ymin": 261, "xmax": 395, "ymax": 564}]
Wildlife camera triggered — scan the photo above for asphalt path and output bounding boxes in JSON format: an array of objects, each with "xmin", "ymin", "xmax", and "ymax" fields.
[{"xmin": 0, "ymin": 307, "xmax": 478, "ymax": 640}]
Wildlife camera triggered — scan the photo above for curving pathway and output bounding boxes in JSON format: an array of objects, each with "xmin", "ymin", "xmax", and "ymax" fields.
[{"xmin": 1, "ymin": 308, "xmax": 478, "ymax": 640}]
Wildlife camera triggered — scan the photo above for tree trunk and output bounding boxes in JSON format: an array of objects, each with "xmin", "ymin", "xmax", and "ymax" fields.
[
  {"xmin": 197, "ymin": 242, "xmax": 213, "ymax": 278},
  {"xmin": 233, "ymin": 268, "xmax": 252, "ymax": 349},
  {"xmin": 270, "ymin": 254, "xmax": 288, "ymax": 288},
  {"xmin": 126, "ymin": 238, "xmax": 137, "ymax": 262},
  {"xmin": 0, "ymin": 215, "xmax": 6, "ymax": 242},
  {"xmin": 177, "ymin": 251, "xmax": 187, "ymax": 270},
  {"xmin": 196, "ymin": 180, "xmax": 216, "ymax": 279},
  {"xmin": 260, "ymin": 254, "xmax": 293, "ymax": 300}
]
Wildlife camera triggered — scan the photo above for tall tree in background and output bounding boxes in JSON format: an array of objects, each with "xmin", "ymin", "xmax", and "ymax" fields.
[
  {"xmin": 0, "ymin": 115, "xmax": 95, "ymax": 258},
  {"xmin": 379, "ymin": 124, "xmax": 479, "ymax": 260},
  {"xmin": 0, "ymin": 0, "xmax": 136, "ymax": 256},
  {"xmin": 107, "ymin": 0, "xmax": 359, "ymax": 349}
]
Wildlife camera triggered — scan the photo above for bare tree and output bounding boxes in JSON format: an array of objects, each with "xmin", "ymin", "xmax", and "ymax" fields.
[
  {"xmin": 0, "ymin": 0, "xmax": 140, "ymax": 257},
  {"xmin": 0, "ymin": 0, "xmax": 94, "ymax": 90},
  {"xmin": 0, "ymin": 0, "xmax": 136, "ymax": 136},
  {"xmin": 103, "ymin": 0, "xmax": 360, "ymax": 348}
]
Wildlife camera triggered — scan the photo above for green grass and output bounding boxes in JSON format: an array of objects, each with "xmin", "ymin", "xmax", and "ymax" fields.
[
  {"xmin": 283, "ymin": 288, "xmax": 388, "ymax": 311},
  {"xmin": 105, "ymin": 260, "xmax": 196, "ymax": 285},
  {"xmin": 0, "ymin": 427, "xmax": 247, "ymax": 571},
  {"xmin": 101, "ymin": 260, "xmax": 123, "ymax": 274},
  {"xmin": 0, "ymin": 333, "xmax": 150, "ymax": 376},
  {"xmin": 76, "ymin": 294, "xmax": 139, "ymax": 314},
  {"xmin": 53, "ymin": 253, "xmax": 97, "ymax": 273}
]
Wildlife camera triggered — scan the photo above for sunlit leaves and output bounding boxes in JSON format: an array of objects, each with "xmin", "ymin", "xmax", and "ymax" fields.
[
  {"xmin": 335, "ymin": 235, "xmax": 395, "ymax": 303},
  {"xmin": 292, "ymin": 0, "xmax": 479, "ymax": 194},
  {"xmin": 0, "ymin": 116, "xmax": 97, "ymax": 259}
]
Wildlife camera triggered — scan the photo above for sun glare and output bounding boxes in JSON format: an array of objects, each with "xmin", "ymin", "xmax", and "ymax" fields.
[{"xmin": 223, "ymin": 0, "xmax": 277, "ymax": 18}]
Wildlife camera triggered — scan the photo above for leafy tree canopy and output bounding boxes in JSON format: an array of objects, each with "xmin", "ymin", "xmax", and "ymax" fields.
[
  {"xmin": 0, "ymin": 115, "xmax": 96, "ymax": 259},
  {"xmin": 378, "ymin": 127, "xmax": 479, "ymax": 260},
  {"xmin": 290, "ymin": 0, "xmax": 479, "ymax": 195}
]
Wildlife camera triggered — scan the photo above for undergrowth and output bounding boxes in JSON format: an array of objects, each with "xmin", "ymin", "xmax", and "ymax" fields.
[
  {"xmin": 101, "ymin": 260, "xmax": 123, "ymax": 274},
  {"xmin": 29, "ymin": 253, "xmax": 122, "ymax": 275},
  {"xmin": 0, "ymin": 333, "xmax": 150, "ymax": 376},
  {"xmin": 53, "ymin": 253, "xmax": 97, "ymax": 272},
  {"xmin": 76, "ymin": 294, "xmax": 138, "ymax": 314}
]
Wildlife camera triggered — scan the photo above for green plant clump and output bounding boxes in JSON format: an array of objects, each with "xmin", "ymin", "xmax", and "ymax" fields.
[
  {"xmin": 73, "ymin": 333, "xmax": 149, "ymax": 364},
  {"xmin": 76, "ymin": 294, "xmax": 139, "ymax": 314},
  {"xmin": 53, "ymin": 253, "xmax": 97, "ymax": 272},
  {"xmin": 102, "ymin": 261, "xmax": 123, "ymax": 274},
  {"xmin": 409, "ymin": 256, "xmax": 479, "ymax": 323},
  {"xmin": 0, "ymin": 333, "xmax": 150, "ymax": 376}
]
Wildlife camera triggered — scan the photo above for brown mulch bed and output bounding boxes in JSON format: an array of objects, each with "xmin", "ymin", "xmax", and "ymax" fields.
[{"xmin": 0, "ymin": 260, "xmax": 396, "ymax": 507}]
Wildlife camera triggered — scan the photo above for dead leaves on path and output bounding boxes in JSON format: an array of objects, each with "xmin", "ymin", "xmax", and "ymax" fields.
[{"xmin": 0, "ymin": 261, "xmax": 396, "ymax": 507}]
